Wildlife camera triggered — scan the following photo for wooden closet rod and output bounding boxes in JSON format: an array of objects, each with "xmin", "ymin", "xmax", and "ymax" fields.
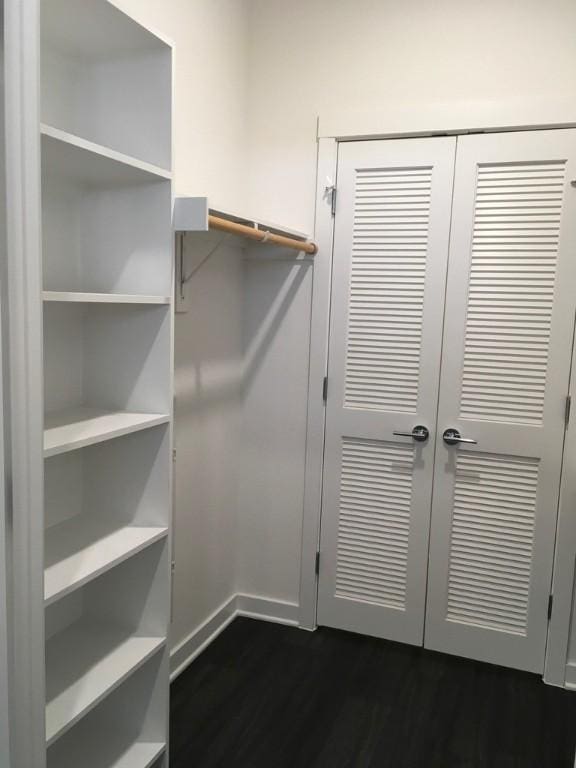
[{"xmin": 208, "ymin": 214, "xmax": 318, "ymax": 254}]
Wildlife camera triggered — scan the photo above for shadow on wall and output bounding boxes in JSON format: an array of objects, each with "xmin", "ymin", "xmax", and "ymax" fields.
[
  {"xmin": 174, "ymin": 235, "xmax": 244, "ymax": 413},
  {"xmin": 176, "ymin": 233, "xmax": 313, "ymax": 406},
  {"xmin": 242, "ymin": 251, "xmax": 312, "ymax": 392}
]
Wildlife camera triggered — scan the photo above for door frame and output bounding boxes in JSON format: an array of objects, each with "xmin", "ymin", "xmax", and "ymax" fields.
[
  {"xmin": 300, "ymin": 117, "xmax": 576, "ymax": 688},
  {"xmin": 0, "ymin": 149, "xmax": 11, "ymax": 767},
  {"xmin": 545, "ymin": 323, "xmax": 576, "ymax": 688},
  {"xmin": 299, "ymin": 137, "xmax": 338, "ymax": 629}
]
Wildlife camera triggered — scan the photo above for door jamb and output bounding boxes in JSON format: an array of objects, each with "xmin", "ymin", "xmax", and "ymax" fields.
[
  {"xmin": 299, "ymin": 137, "xmax": 337, "ymax": 630},
  {"xmin": 545, "ymin": 316, "xmax": 576, "ymax": 688}
]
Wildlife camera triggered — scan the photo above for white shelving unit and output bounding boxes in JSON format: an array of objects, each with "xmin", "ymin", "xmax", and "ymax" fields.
[{"xmin": 38, "ymin": 1, "xmax": 173, "ymax": 765}]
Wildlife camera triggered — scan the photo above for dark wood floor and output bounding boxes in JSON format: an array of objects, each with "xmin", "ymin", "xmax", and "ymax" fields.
[{"xmin": 170, "ymin": 617, "xmax": 576, "ymax": 768}]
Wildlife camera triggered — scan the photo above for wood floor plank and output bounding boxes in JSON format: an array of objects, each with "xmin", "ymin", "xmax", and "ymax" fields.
[{"xmin": 170, "ymin": 618, "xmax": 576, "ymax": 768}]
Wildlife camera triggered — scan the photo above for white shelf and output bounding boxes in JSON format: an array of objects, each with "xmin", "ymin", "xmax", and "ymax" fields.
[
  {"xmin": 111, "ymin": 742, "xmax": 165, "ymax": 768},
  {"xmin": 44, "ymin": 408, "xmax": 170, "ymax": 458},
  {"xmin": 43, "ymin": 291, "xmax": 171, "ymax": 305},
  {"xmin": 49, "ymin": 730, "xmax": 165, "ymax": 768},
  {"xmin": 45, "ymin": 621, "xmax": 165, "ymax": 746},
  {"xmin": 211, "ymin": 206, "xmax": 311, "ymax": 240},
  {"xmin": 41, "ymin": 124, "xmax": 172, "ymax": 186},
  {"xmin": 45, "ymin": 518, "xmax": 168, "ymax": 605},
  {"xmin": 174, "ymin": 196, "xmax": 311, "ymax": 240}
]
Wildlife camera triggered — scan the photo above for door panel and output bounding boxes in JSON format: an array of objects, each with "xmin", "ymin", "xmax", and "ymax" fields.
[
  {"xmin": 317, "ymin": 137, "xmax": 456, "ymax": 644},
  {"xmin": 425, "ymin": 130, "xmax": 576, "ymax": 672}
]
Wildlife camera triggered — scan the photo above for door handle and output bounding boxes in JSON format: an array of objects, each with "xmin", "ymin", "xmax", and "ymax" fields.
[
  {"xmin": 443, "ymin": 428, "xmax": 477, "ymax": 446},
  {"xmin": 393, "ymin": 425, "xmax": 430, "ymax": 443}
]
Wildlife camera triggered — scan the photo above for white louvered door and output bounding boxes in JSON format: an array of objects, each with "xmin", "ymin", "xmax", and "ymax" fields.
[
  {"xmin": 317, "ymin": 137, "xmax": 456, "ymax": 644},
  {"xmin": 425, "ymin": 129, "xmax": 576, "ymax": 672}
]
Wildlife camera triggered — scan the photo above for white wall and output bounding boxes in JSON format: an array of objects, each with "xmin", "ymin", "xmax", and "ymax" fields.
[
  {"xmin": 245, "ymin": 0, "xmax": 576, "ymax": 233},
  {"xmin": 172, "ymin": 237, "xmax": 243, "ymax": 650}
]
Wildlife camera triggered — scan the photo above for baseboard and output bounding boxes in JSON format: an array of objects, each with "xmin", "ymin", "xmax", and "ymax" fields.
[
  {"xmin": 170, "ymin": 594, "xmax": 237, "ymax": 680},
  {"xmin": 170, "ymin": 593, "xmax": 300, "ymax": 680},
  {"xmin": 236, "ymin": 593, "xmax": 299, "ymax": 626},
  {"xmin": 565, "ymin": 662, "xmax": 576, "ymax": 689}
]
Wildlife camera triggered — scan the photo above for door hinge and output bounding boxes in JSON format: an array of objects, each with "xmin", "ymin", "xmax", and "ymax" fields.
[
  {"xmin": 315, "ymin": 551, "xmax": 321, "ymax": 575},
  {"xmin": 322, "ymin": 376, "xmax": 328, "ymax": 403},
  {"xmin": 172, "ymin": 448, "xmax": 177, "ymax": 462},
  {"xmin": 330, "ymin": 187, "xmax": 337, "ymax": 216},
  {"xmin": 565, "ymin": 394, "xmax": 572, "ymax": 425},
  {"xmin": 548, "ymin": 594, "xmax": 554, "ymax": 621}
]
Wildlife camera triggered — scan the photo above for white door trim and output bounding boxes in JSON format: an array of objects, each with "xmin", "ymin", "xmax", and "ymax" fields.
[
  {"xmin": 545, "ymin": 323, "xmax": 576, "ymax": 687},
  {"xmin": 0, "ymin": 262, "xmax": 11, "ymax": 768},
  {"xmin": 299, "ymin": 137, "xmax": 337, "ymax": 629},
  {"xmin": 1, "ymin": 4, "xmax": 10, "ymax": 761},
  {"xmin": 302, "ymin": 124, "xmax": 576, "ymax": 686},
  {"xmin": 318, "ymin": 99, "xmax": 576, "ymax": 142}
]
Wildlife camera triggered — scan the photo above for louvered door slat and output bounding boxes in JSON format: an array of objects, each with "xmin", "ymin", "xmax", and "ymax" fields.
[
  {"xmin": 318, "ymin": 137, "xmax": 456, "ymax": 645},
  {"xmin": 344, "ymin": 166, "xmax": 430, "ymax": 413},
  {"xmin": 446, "ymin": 453, "xmax": 538, "ymax": 635},
  {"xmin": 461, "ymin": 161, "xmax": 564, "ymax": 425}
]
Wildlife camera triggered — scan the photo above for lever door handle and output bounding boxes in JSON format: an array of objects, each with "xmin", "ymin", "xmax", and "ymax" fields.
[
  {"xmin": 443, "ymin": 428, "xmax": 477, "ymax": 446},
  {"xmin": 393, "ymin": 425, "xmax": 429, "ymax": 443}
]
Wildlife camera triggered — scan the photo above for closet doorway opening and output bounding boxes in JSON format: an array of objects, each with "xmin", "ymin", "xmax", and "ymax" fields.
[{"xmin": 315, "ymin": 129, "xmax": 576, "ymax": 675}]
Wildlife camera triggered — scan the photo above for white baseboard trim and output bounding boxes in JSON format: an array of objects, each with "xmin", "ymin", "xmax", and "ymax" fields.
[
  {"xmin": 170, "ymin": 594, "xmax": 237, "ymax": 680},
  {"xmin": 170, "ymin": 593, "xmax": 300, "ymax": 680},
  {"xmin": 236, "ymin": 593, "xmax": 299, "ymax": 626},
  {"xmin": 565, "ymin": 662, "xmax": 576, "ymax": 690}
]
